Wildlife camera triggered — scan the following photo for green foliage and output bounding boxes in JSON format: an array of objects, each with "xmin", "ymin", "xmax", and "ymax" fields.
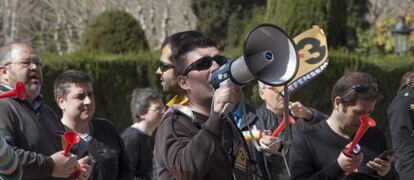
[
  {"xmin": 40, "ymin": 50, "xmax": 414, "ymax": 145},
  {"xmin": 41, "ymin": 51, "xmax": 159, "ymax": 131},
  {"xmin": 356, "ymin": 15, "xmax": 414, "ymax": 55},
  {"xmin": 191, "ymin": 0, "xmax": 265, "ymax": 49},
  {"xmin": 79, "ymin": 10, "xmax": 148, "ymax": 54},
  {"xmin": 269, "ymin": 0, "xmax": 369, "ymax": 49}
]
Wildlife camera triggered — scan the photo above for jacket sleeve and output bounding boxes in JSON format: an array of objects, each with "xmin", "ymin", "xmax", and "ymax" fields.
[
  {"xmin": 0, "ymin": 101, "xmax": 54, "ymax": 178},
  {"xmin": 155, "ymin": 111, "xmax": 225, "ymax": 179},
  {"xmin": 289, "ymin": 134, "xmax": 344, "ymax": 180},
  {"xmin": 0, "ymin": 137, "xmax": 22, "ymax": 179},
  {"xmin": 387, "ymin": 93, "xmax": 414, "ymax": 179},
  {"xmin": 306, "ymin": 108, "xmax": 328, "ymax": 124}
]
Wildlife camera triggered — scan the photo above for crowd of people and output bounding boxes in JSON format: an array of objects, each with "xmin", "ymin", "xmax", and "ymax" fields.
[{"xmin": 0, "ymin": 30, "xmax": 411, "ymax": 180}]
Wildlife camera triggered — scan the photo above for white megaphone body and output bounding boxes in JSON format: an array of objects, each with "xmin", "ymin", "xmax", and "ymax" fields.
[
  {"xmin": 210, "ymin": 24, "xmax": 299, "ymax": 88},
  {"xmin": 210, "ymin": 24, "xmax": 299, "ymax": 115}
]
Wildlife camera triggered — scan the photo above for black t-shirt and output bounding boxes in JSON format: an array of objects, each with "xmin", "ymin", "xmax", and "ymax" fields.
[
  {"xmin": 122, "ymin": 127, "xmax": 154, "ymax": 180},
  {"xmin": 289, "ymin": 120, "xmax": 397, "ymax": 180}
]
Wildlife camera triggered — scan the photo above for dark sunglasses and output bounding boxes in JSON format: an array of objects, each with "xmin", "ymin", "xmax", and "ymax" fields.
[
  {"xmin": 181, "ymin": 55, "xmax": 228, "ymax": 75},
  {"xmin": 349, "ymin": 83, "xmax": 378, "ymax": 93},
  {"xmin": 158, "ymin": 61, "xmax": 174, "ymax": 72},
  {"xmin": 340, "ymin": 83, "xmax": 379, "ymax": 101}
]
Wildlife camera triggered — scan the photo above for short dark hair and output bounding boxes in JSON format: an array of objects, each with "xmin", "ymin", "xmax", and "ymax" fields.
[
  {"xmin": 331, "ymin": 71, "xmax": 383, "ymax": 107},
  {"xmin": 54, "ymin": 70, "xmax": 93, "ymax": 100},
  {"xmin": 170, "ymin": 31, "xmax": 217, "ymax": 75},
  {"xmin": 400, "ymin": 71, "xmax": 414, "ymax": 89},
  {"xmin": 130, "ymin": 87, "xmax": 162, "ymax": 122}
]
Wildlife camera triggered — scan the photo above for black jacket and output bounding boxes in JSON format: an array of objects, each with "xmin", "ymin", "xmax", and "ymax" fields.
[
  {"xmin": 70, "ymin": 118, "xmax": 133, "ymax": 180},
  {"xmin": 388, "ymin": 85, "xmax": 414, "ymax": 180}
]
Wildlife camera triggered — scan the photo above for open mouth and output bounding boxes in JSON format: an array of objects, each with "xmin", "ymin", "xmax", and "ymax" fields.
[{"xmin": 28, "ymin": 74, "xmax": 39, "ymax": 82}]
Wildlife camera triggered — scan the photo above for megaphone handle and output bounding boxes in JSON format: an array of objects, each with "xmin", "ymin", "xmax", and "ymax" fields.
[
  {"xmin": 220, "ymin": 103, "xmax": 233, "ymax": 118},
  {"xmin": 64, "ymin": 143, "xmax": 73, "ymax": 157}
]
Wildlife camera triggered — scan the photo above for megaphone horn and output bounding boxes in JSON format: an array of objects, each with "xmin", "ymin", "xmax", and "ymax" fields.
[
  {"xmin": 0, "ymin": 82, "xmax": 27, "ymax": 100},
  {"xmin": 343, "ymin": 115, "xmax": 376, "ymax": 157},
  {"xmin": 210, "ymin": 24, "xmax": 299, "ymax": 89},
  {"xmin": 63, "ymin": 132, "xmax": 80, "ymax": 157}
]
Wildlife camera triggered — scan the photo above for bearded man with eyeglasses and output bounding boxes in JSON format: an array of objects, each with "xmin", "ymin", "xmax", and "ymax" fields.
[
  {"xmin": 0, "ymin": 43, "xmax": 91, "ymax": 179},
  {"xmin": 289, "ymin": 71, "xmax": 399, "ymax": 180}
]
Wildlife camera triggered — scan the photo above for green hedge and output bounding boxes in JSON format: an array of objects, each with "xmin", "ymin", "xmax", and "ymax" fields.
[
  {"xmin": 40, "ymin": 50, "xmax": 414, "ymax": 145},
  {"xmin": 41, "ymin": 51, "xmax": 160, "ymax": 131}
]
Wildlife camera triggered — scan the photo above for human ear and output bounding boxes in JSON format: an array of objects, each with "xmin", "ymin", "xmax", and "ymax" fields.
[
  {"xmin": 56, "ymin": 96, "xmax": 66, "ymax": 111},
  {"xmin": 258, "ymin": 89, "xmax": 265, "ymax": 100},
  {"xmin": 333, "ymin": 96, "xmax": 342, "ymax": 111},
  {"xmin": 177, "ymin": 75, "xmax": 190, "ymax": 91}
]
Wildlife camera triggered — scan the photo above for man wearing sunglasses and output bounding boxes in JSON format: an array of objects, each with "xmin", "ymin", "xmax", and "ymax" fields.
[
  {"xmin": 289, "ymin": 72, "xmax": 398, "ymax": 180},
  {"xmin": 154, "ymin": 31, "xmax": 260, "ymax": 179},
  {"xmin": 156, "ymin": 32, "xmax": 197, "ymax": 107},
  {"xmin": 388, "ymin": 71, "xmax": 414, "ymax": 180}
]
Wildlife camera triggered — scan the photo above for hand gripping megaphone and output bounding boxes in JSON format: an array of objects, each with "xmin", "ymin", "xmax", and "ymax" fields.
[
  {"xmin": 0, "ymin": 81, "xmax": 26, "ymax": 100},
  {"xmin": 210, "ymin": 24, "xmax": 299, "ymax": 114},
  {"xmin": 63, "ymin": 132, "xmax": 82, "ymax": 178}
]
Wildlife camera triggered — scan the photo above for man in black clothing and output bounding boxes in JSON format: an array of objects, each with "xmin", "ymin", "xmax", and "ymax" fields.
[
  {"xmin": 54, "ymin": 70, "xmax": 132, "ymax": 180},
  {"xmin": 289, "ymin": 72, "xmax": 398, "ymax": 180},
  {"xmin": 388, "ymin": 71, "xmax": 414, "ymax": 180},
  {"xmin": 0, "ymin": 42, "xmax": 90, "ymax": 179},
  {"xmin": 253, "ymin": 81, "xmax": 327, "ymax": 179},
  {"xmin": 122, "ymin": 87, "xmax": 165, "ymax": 180}
]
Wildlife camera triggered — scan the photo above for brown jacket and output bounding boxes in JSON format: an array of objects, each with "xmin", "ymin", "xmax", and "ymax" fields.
[{"xmin": 154, "ymin": 105, "xmax": 253, "ymax": 180}]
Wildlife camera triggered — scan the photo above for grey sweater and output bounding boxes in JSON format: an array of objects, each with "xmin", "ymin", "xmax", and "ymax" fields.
[{"xmin": 0, "ymin": 84, "xmax": 65, "ymax": 179}]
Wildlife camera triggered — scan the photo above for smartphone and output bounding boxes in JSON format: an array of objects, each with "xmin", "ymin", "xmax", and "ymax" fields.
[{"xmin": 378, "ymin": 150, "xmax": 395, "ymax": 160}]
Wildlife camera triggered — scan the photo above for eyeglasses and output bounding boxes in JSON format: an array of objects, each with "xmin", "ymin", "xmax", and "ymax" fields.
[
  {"xmin": 263, "ymin": 86, "xmax": 284, "ymax": 97},
  {"xmin": 4, "ymin": 58, "xmax": 43, "ymax": 68},
  {"xmin": 148, "ymin": 105, "xmax": 166, "ymax": 113},
  {"xmin": 158, "ymin": 61, "xmax": 174, "ymax": 72},
  {"xmin": 181, "ymin": 55, "xmax": 228, "ymax": 75}
]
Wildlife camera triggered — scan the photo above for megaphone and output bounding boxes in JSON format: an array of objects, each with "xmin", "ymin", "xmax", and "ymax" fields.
[
  {"xmin": 210, "ymin": 24, "xmax": 299, "ymax": 89},
  {"xmin": 63, "ymin": 132, "xmax": 82, "ymax": 178},
  {"xmin": 63, "ymin": 132, "xmax": 80, "ymax": 156},
  {"xmin": 343, "ymin": 115, "xmax": 376, "ymax": 157},
  {"xmin": 0, "ymin": 81, "xmax": 26, "ymax": 100}
]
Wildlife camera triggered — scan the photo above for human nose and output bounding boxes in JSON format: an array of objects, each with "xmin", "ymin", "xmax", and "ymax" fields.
[
  {"xmin": 83, "ymin": 96, "xmax": 92, "ymax": 105},
  {"xmin": 29, "ymin": 62, "xmax": 42, "ymax": 69},
  {"xmin": 156, "ymin": 66, "xmax": 162, "ymax": 75},
  {"xmin": 211, "ymin": 61, "xmax": 220, "ymax": 71}
]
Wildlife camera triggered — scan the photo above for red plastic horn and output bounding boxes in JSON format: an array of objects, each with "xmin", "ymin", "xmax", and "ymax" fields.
[
  {"xmin": 63, "ymin": 132, "xmax": 80, "ymax": 157},
  {"xmin": 344, "ymin": 115, "xmax": 376, "ymax": 157},
  {"xmin": 272, "ymin": 113, "xmax": 296, "ymax": 137},
  {"xmin": 0, "ymin": 81, "xmax": 26, "ymax": 100}
]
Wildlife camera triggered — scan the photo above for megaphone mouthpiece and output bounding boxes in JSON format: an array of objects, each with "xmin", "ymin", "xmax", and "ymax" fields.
[{"xmin": 0, "ymin": 81, "xmax": 27, "ymax": 100}]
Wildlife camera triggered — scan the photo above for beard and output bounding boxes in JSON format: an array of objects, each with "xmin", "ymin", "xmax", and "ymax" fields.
[
  {"xmin": 26, "ymin": 83, "xmax": 41, "ymax": 99},
  {"xmin": 8, "ymin": 71, "xmax": 41, "ymax": 100}
]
